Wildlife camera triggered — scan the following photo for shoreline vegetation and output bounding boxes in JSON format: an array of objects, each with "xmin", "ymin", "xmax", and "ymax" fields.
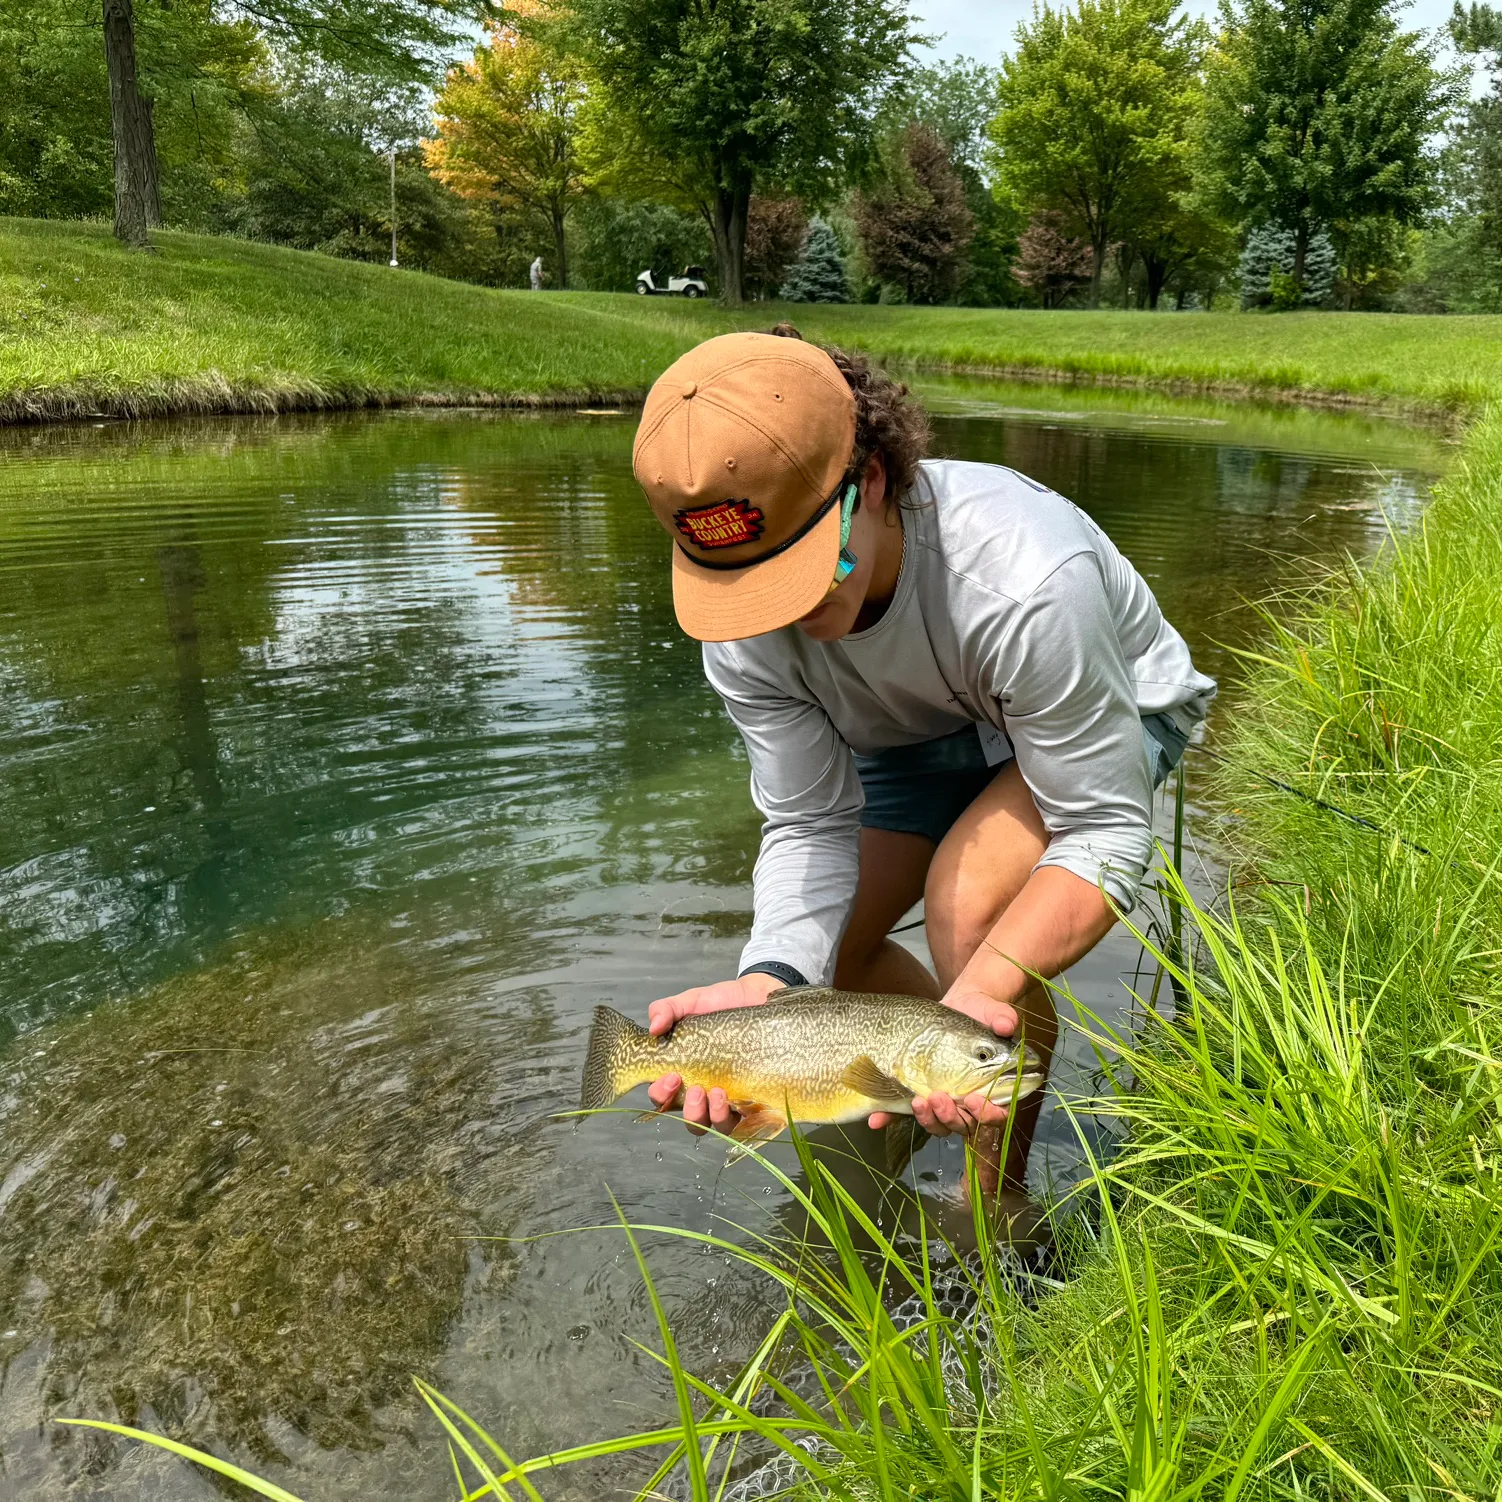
[
  {"xmin": 13, "ymin": 214, "xmax": 1502, "ymax": 1492},
  {"xmin": 7, "ymin": 219, "xmax": 1502, "ymax": 426}
]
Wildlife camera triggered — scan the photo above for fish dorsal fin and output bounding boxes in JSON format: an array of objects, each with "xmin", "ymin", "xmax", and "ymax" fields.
[
  {"xmin": 841, "ymin": 1055, "xmax": 906, "ymax": 1102},
  {"xmin": 764, "ymin": 984, "xmax": 825, "ymax": 1003}
]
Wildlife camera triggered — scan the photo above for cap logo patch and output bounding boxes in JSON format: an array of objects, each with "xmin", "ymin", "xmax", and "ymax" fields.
[{"xmin": 673, "ymin": 499, "xmax": 765, "ymax": 550}]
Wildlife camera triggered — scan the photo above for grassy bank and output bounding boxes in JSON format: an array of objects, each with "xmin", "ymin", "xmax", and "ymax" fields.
[{"xmin": 7, "ymin": 217, "xmax": 1502, "ymax": 422}]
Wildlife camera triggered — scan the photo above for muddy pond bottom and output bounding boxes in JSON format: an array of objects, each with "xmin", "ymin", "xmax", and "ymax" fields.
[{"xmin": 0, "ymin": 388, "xmax": 1446, "ymax": 1499}]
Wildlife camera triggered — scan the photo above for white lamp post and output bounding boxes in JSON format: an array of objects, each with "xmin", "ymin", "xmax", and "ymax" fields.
[{"xmin": 389, "ymin": 148, "xmax": 398, "ymax": 267}]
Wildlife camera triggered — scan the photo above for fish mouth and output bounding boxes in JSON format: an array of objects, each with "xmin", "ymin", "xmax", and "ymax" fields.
[{"xmin": 973, "ymin": 1047, "xmax": 1045, "ymax": 1100}]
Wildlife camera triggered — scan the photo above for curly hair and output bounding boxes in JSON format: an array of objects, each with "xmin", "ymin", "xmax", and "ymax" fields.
[{"xmin": 767, "ymin": 323, "xmax": 930, "ymax": 504}]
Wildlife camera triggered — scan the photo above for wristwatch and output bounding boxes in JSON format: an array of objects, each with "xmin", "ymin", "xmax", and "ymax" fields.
[{"xmin": 738, "ymin": 961, "xmax": 808, "ymax": 991}]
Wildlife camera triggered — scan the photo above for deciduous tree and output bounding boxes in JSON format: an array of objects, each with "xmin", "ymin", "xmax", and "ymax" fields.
[
  {"xmin": 565, "ymin": 0, "xmax": 914, "ymax": 304},
  {"xmin": 97, "ymin": 0, "xmax": 471, "ymax": 248},
  {"xmin": 744, "ymin": 196, "xmax": 808, "ymax": 300},
  {"xmin": 855, "ymin": 123, "xmax": 974, "ymax": 303},
  {"xmin": 990, "ymin": 0, "xmax": 1205, "ymax": 306},
  {"xmin": 1201, "ymin": 0, "xmax": 1453, "ymax": 294},
  {"xmin": 1013, "ymin": 211, "xmax": 1094, "ymax": 306},
  {"xmin": 426, "ymin": 4, "xmax": 589, "ymax": 287}
]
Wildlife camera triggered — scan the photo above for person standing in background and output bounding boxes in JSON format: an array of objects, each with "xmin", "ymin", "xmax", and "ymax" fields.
[{"xmin": 530, "ymin": 256, "xmax": 544, "ymax": 291}]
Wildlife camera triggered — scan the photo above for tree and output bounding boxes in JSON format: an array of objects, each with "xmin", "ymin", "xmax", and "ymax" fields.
[
  {"xmin": 1200, "ymin": 0, "xmax": 1454, "ymax": 295},
  {"xmin": 572, "ymin": 197, "xmax": 712, "ymax": 291},
  {"xmin": 1131, "ymin": 198, "xmax": 1236, "ymax": 307},
  {"xmin": 97, "ymin": 0, "xmax": 471, "ymax": 248},
  {"xmin": 426, "ymin": 5, "xmax": 589, "ymax": 287},
  {"xmin": 874, "ymin": 57, "xmax": 1020, "ymax": 305},
  {"xmin": 743, "ymin": 196, "xmax": 808, "ymax": 299},
  {"xmin": 1013, "ymin": 210, "xmax": 1094, "ymax": 306},
  {"xmin": 855, "ymin": 123, "xmax": 974, "ymax": 303},
  {"xmin": 1434, "ymin": 4, "xmax": 1502, "ymax": 304},
  {"xmin": 780, "ymin": 217, "xmax": 851, "ymax": 302},
  {"xmin": 990, "ymin": 0, "xmax": 1205, "ymax": 306},
  {"xmin": 1237, "ymin": 222, "xmax": 1337, "ymax": 305},
  {"xmin": 565, "ymin": 0, "xmax": 914, "ymax": 304}
]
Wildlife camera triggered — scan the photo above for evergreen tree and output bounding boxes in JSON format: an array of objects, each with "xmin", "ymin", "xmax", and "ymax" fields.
[
  {"xmin": 1237, "ymin": 223, "xmax": 1337, "ymax": 306},
  {"xmin": 780, "ymin": 218, "xmax": 851, "ymax": 302}
]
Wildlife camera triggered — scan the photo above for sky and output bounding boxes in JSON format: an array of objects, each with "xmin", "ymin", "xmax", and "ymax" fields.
[{"xmin": 911, "ymin": 0, "xmax": 1465, "ymax": 63}]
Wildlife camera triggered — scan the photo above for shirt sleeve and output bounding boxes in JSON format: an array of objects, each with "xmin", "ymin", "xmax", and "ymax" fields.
[
  {"xmin": 982, "ymin": 553, "xmax": 1155, "ymax": 911},
  {"xmin": 703, "ymin": 645, "xmax": 863, "ymax": 986}
]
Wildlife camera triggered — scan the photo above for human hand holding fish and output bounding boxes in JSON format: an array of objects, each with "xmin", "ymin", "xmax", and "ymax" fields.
[
  {"xmin": 644, "ymin": 978, "xmax": 1024, "ymax": 1140},
  {"xmin": 584, "ymin": 985, "xmax": 1043, "ymax": 1170},
  {"xmin": 645, "ymin": 972, "xmax": 786, "ymax": 1137}
]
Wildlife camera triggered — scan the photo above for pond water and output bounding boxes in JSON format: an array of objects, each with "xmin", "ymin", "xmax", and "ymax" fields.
[{"xmin": 0, "ymin": 385, "xmax": 1446, "ymax": 1499}]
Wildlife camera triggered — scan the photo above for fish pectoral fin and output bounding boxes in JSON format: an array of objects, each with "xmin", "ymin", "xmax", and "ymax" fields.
[
  {"xmin": 883, "ymin": 1114, "xmax": 930, "ymax": 1178},
  {"xmin": 841, "ymin": 1055, "xmax": 906, "ymax": 1102},
  {"xmin": 725, "ymin": 1105, "xmax": 788, "ymax": 1161}
]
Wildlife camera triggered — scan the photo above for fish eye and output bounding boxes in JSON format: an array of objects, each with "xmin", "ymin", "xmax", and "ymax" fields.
[{"xmin": 973, "ymin": 1044, "xmax": 994, "ymax": 1062}]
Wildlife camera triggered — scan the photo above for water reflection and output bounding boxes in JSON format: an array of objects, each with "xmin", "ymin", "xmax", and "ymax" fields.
[{"xmin": 0, "ymin": 397, "xmax": 1444, "ymax": 1498}]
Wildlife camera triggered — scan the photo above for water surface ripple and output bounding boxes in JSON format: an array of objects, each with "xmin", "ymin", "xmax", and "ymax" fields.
[{"xmin": 0, "ymin": 394, "xmax": 1444, "ymax": 1498}]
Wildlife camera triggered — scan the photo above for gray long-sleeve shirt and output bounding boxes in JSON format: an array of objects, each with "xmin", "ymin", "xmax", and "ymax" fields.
[{"xmin": 702, "ymin": 459, "xmax": 1217, "ymax": 986}]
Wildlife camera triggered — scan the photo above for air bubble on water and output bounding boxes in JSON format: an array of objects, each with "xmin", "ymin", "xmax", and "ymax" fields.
[{"xmin": 655, "ymin": 1152, "xmax": 662, "ymax": 1162}]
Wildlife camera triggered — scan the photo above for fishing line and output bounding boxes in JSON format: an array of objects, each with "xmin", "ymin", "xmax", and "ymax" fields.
[
  {"xmin": 883, "ymin": 736, "xmax": 1458, "ymax": 949},
  {"xmin": 1186, "ymin": 741, "xmax": 1442, "ymax": 859}
]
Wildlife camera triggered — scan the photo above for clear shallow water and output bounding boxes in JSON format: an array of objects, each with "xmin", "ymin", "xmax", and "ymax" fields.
[{"xmin": 0, "ymin": 393, "xmax": 1446, "ymax": 1498}]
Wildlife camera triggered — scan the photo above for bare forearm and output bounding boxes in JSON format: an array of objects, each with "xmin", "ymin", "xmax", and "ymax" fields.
[{"xmin": 947, "ymin": 866, "xmax": 1117, "ymax": 1011}]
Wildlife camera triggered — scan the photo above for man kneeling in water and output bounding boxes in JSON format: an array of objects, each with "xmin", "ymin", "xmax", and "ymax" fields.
[{"xmin": 632, "ymin": 327, "xmax": 1215, "ymax": 1192}]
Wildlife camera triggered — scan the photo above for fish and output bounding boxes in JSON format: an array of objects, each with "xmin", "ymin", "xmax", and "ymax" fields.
[{"xmin": 579, "ymin": 986, "xmax": 1044, "ymax": 1169}]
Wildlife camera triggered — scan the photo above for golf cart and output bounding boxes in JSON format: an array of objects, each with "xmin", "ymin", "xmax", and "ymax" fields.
[{"xmin": 636, "ymin": 265, "xmax": 709, "ymax": 298}]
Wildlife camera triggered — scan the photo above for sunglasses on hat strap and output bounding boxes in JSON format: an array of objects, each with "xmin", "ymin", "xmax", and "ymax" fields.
[{"xmin": 825, "ymin": 482, "xmax": 860, "ymax": 596}]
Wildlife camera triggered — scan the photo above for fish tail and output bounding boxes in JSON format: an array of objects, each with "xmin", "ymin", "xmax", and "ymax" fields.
[{"xmin": 580, "ymin": 1006, "xmax": 654, "ymax": 1111}]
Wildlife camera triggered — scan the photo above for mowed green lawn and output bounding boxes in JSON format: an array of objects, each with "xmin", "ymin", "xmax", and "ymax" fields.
[{"xmin": 5, "ymin": 216, "xmax": 1502, "ymax": 420}]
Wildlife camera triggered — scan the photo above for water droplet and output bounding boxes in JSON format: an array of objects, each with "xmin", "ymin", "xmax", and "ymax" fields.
[{"xmin": 567, "ymin": 1324, "xmax": 589, "ymax": 1342}]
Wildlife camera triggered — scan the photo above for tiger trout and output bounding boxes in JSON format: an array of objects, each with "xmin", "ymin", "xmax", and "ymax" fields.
[{"xmin": 580, "ymin": 987, "xmax": 1044, "ymax": 1166}]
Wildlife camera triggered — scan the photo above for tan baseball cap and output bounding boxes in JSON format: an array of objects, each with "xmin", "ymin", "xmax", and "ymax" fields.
[{"xmin": 633, "ymin": 332, "xmax": 857, "ymax": 642}]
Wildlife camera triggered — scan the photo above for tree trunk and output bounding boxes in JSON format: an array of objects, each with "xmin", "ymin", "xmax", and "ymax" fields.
[
  {"xmin": 1143, "ymin": 254, "xmax": 1167, "ymax": 310},
  {"xmin": 103, "ymin": 0, "xmax": 159, "ymax": 248},
  {"xmin": 1088, "ymin": 238, "xmax": 1106, "ymax": 308},
  {"xmin": 1292, "ymin": 218, "xmax": 1310, "ymax": 297},
  {"xmin": 552, "ymin": 206, "xmax": 568, "ymax": 290},
  {"xmin": 710, "ymin": 173, "xmax": 752, "ymax": 306},
  {"xmin": 1116, "ymin": 245, "xmax": 1135, "ymax": 308}
]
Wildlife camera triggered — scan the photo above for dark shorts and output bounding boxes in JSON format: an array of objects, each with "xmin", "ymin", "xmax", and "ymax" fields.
[{"xmin": 852, "ymin": 714, "xmax": 1189, "ymax": 847}]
